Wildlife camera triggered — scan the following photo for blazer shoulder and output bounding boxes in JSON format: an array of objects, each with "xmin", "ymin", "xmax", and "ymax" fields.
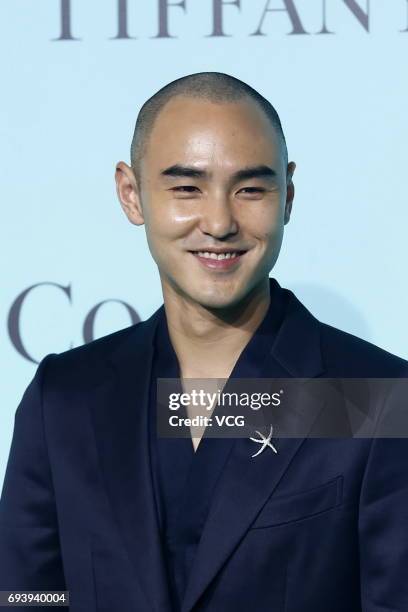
[
  {"xmin": 41, "ymin": 307, "xmax": 161, "ymax": 391},
  {"xmin": 319, "ymin": 322, "xmax": 408, "ymax": 377},
  {"xmin": 42, "ymin": 324, "xmax": 139, "ymax": 387},
  {"xmin": 62, "ymin": 320, "xmax": 140, "ymax": 357}
]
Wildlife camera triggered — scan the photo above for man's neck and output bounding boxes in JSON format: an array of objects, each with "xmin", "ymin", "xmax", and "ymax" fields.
[{"xmin": 162, "ymin": 279, "xmax": 271, "ymax": 380}]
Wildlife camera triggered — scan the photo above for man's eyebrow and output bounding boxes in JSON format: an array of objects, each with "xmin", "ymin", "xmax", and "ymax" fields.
[
  {"xmin": 159, "ymin": 163, "xmax": 278, "ymax": 181},
  {"xmin": 160, "ymin": 164, "xmax": 207, "ymax": 179},
  {"xmin": 231, "ymin": 165, "xmax": 277, "ymax": 182}
]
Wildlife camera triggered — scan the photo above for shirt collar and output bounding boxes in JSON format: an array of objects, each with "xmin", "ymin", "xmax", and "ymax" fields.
[{"xmin": 153, "ymin": 278, "xmax": 286, "ymax": 380}]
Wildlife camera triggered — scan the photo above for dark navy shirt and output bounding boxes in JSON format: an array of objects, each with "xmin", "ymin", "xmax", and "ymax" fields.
[{"xmin": 148, "ymin": 279, "xmax": 286, "ymax": 610}]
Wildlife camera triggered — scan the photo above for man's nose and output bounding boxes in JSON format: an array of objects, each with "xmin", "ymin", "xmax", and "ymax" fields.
[{"xmin": 199, "ymin": 193, "xmax": 239, "ymax": 239}]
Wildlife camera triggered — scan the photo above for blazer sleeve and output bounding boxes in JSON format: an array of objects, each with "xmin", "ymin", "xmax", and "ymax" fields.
[
  {"xmin": 359, "ymin": 437, "xmax": 408, "ymax": 610},
  {"xmin": 0, "ymin": 354, "xmax": 66, "ymax": 597}
]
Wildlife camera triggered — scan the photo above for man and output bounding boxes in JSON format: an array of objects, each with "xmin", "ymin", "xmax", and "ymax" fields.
[{"xmin": 1, "ymin": 72, "xmax": 407, "ymax": 612}]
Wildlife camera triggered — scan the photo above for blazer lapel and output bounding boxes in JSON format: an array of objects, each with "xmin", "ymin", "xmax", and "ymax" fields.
[
  {"xmin": 90, "ymin": 307, "xmax": 172, "ymax": 612},
  {"xmin": 182, "ymin": 287, "xmax": 326, "ymax": 612}
]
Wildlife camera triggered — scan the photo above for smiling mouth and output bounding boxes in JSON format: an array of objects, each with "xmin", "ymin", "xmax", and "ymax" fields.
[
  {"xmin": 191, "ymin": 250, "xmax": 246, "ymax": 260},
  {"xmin": 189, "ymin": 250, "xmax": 248, "ymax": 270}
]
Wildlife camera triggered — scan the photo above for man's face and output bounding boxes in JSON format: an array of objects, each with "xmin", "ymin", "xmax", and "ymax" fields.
[{"xmin": 118, "ymin": 96, "xmax": 295, "ymax": 310}]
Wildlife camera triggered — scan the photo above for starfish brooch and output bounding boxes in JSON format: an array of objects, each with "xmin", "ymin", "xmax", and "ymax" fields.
[{"xmin": 249, "ymin": 424, "xmax": 278, "ymax": 458}]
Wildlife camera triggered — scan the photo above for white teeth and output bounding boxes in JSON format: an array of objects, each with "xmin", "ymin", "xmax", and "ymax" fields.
[{"xmin": 196, "ymin": 251, "xmax": 239, "ymax": 260}]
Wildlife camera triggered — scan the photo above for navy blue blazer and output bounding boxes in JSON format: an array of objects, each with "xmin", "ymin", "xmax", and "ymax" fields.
[{"xmin": 1, "ymin": 283, "xmax": 408, "ymax": 612}]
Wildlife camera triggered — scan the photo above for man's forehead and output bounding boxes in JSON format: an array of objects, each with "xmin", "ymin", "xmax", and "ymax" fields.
[{"xmin": 144, "ymin": 96, "xmax": 282, "ymax": 165}]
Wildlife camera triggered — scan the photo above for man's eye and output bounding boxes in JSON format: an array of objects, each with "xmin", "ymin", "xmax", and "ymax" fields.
[
  {"xmin": 238, "ymin": 187, "xmax": 265, "ymax": 194},
  {"xmin": 172, "ymin": 185, "xmax": 200, "ymax": 193}
]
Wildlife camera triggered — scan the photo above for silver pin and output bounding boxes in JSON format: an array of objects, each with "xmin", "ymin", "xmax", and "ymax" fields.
[{"xmin": 249, "ymin": 424, "xmax": 278, "ymax": 458}]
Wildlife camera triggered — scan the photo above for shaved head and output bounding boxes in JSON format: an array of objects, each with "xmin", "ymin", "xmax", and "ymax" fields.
[
  {"xmin": 130, "ymin": 71, "xmax": 288, "ymax": 181},
  {"xmin": 116, "ymin": 71, "xmax": 296, "ymax": 314}
]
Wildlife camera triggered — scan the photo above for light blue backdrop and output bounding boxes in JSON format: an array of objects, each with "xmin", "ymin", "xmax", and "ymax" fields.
[{"xmin": 2, "ymin": 1, "xmax": 407, "ymax": 487}]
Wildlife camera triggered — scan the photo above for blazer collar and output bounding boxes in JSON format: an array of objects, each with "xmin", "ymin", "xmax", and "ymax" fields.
[{"xmin": 269, "ymin": 280, "xmax": 324, "ymax": 378}]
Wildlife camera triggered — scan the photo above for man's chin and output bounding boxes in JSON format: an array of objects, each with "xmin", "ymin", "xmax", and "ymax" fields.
[
  {"xmin": 193, "ymin": 296, "xmax": 237, "ymax": 311},
  {"xmin": 182, "ymin": 284, "xmax": 248, "ymax": 311},
  {"xmin": 161, "ymin": 272, "xmax": 262, "ymax": 311}
]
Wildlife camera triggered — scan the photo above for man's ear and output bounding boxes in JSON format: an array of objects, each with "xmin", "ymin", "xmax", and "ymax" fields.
[
  {"xmin": 284, "ymin": 161, "xmax": 296, "ymax": 225},
  {"xmin": 115, "ymin": 161, "xmax": 145, "ymax": 226}
]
